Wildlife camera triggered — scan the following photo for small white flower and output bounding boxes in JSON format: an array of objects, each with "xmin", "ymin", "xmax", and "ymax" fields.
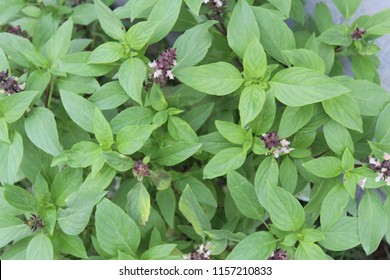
[
  {"xmin": 385, "ymin": 177, "xmax": 390, "ymax": 186},
  {"xmin": 369, "ymin": 157, "xmax": 381, "ymax": 167},
  {"xmin": 280, "ymin": 139, "xmax": 290, "ymax": 147},
  {"xmin": 148, "ymin": 60, "xmax": 157, "ymax": 68},
  {"xmin": 375, "ymin": 173, "xmax": 384, "ymax": 182},
  {"xmin": 273, "ymin": 149, "xmax": 280, "ymax": 158},
  {"xmin": 215, "ymin": 0, "xmax": 223, "ymax": 7},
  {"xmin": 19, "ymin": 83, "xmax": 26, "ymax": 90},
  {"xmin": 384, "ymin": 153, "xmax": 390, "ymax": 161},
  {"xmin": 203, "ymin": 0, "xmax": 210, "ymax": 3},
  {"xmin": 173, "ymin": 60, "xmax": 177, "ymax": 66},
  {"xmin": 358, "ymin": 178, "xmax": 367, "ymax": 189},
  {"xmin": 381, "ymin": 167, "xmax": 388, "ymax": 173},
  {"xmin": 153, "ymin": 69, "xmax": 163, "ymax": 78},
  {"xmin": 166, "ymin": 70, "xmax": 174, "ymax": 80}
]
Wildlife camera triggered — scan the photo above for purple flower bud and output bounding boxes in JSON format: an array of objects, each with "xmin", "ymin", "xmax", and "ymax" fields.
[
  {"xmin": 183, "ymin": 242, "xmax": 211, "ymax": 260},
  {"xmin": 133, "ymin": 160, "xmax": 150, "ymax": 180},
  {"xmin": 261, "ymin": 131, "xmax": 280, "ymax": 150},
  {"xmin": 8, "ymin": 25, "xmax": 29, "ymax": 38},
  {"xmin": 148, "ymin": 48, "xmax": 177, "ymax": 87},
  {"xmin": 25, "ymin": 214, "xmax": 44, "ymax": 232},
  {"xmin": 0, "ymin": 70, "xmax": 25, "ymax": 95},
  {"xmin": 268, "ymin": 249, "xmax": 287, "ymax": 260},
  {"xmin": 351, "ymin": 27, "xmax": 366, "ymax": 40}
]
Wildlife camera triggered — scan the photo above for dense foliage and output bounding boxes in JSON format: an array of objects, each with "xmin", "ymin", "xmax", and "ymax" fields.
[{"xmin": 1, "ymin": 0, "xmax": 390, "ymax": 260}]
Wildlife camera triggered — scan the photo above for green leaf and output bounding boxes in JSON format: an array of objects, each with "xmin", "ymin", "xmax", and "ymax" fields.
[
  {"xmin": 57, "ymin": 232, "xmax": 88, "ymax": 259},
  {"xmin": 279, "ymin": 157, "xmax": 297, "ymax": 193},
  {"xmin": 149, "ymin": 84, "xmax": 167, "ymax": 111},
  {"xmin": 267, "ymin": 186, "xmax": 305, "ymax": 231},
  {"xmin": 130, "ymin": 0, "xmax": 158, "ymax": 20},
  {"xmin": 364, "ymin": 8, "xmax": 390, "ymax": 36},
  {"xmin": 215, "ymin": 120, "xmax": 250, "ymax": 145},
  {"xmin": 333, "ymin": 0, "xmax": 361, "ymax": 20},
  {"xmin": 52, "ymin": 141, "xmax": 100, "ymax": 168},
  {"xmin": 25, "ymin": 107, "xmax": 62, "ymax": 156},
  {"xmin": 342, "ymin": 148, "xmax": 354, "ymax": 171},
  {"xmin": 243, "ymin": 39, "xmax": 267, "ymax": 79},
  {"xmin": 385, "ymin": 196, "xmax": 390, "ymax": 243},
  {"xmin": 320, "ymin": 217, "xmax": 360, "ymax": 251},
  {"xmin": 116, "ymin": 125, "xmax": 154, "ymax": 155},
  {"xmin": 102, "ymin": 151, "xmax": 133, "ymax": 172},
  {"xmin": 203, "ymin": 147, "xmax": 247, "ymax": 179},
  {"xmin": 43, "ymin": 18, "xmax": 73, "ymax": 64},
  {"xmin": 315, "ymin": 3, "xmax": 333, "ymax": 32},
  {"xmin": 141, "ymin": 244, "xmax": 177, "ymax": 260},
  {"xmin": 239, "ymin": 85, "xmax": 266, "ymax": 127},
  {"xmin": 226, "ymin": 231, "xmax": 276, "ymax": 260},
  {"xmin": 94, "ymin": 0, "xmax": 125, "ymax": 40},
  {"xmin": 175, "ymin": 62, "xmax": 243, "ymax": 96},
  {"xmin": 118, "ymin": 58, "xmax": 146, "ymax": 106},
  {"xmin": 173, "ymin": 21, "xmax": 215, "ymax": 70},
  {"xmin": 0, "ymin": 216, "xmax": 26, "ymax": 248},
  {"xmin": 153, "ymin": 143, "xmax": 202, "ymax": 166},
  {"xmin": 268, "ymin": 0, "xmax": 291, "ymax": 17},
  {"xmin": 269, "ymin": 67, "xmax": 349, "ymax": 106},
  {"xmin": 320, "ymin": 184, "xmax": 350, "ymax": 230},
  {"xmin": 0, "ymin": 91, "xmax": 39, "ymax": 123},
  {"xmin": 305, "ymin": 34, "xmax": 335, "ymax": 74},
  {"xmin": 0, "ymin": 132, "xmax": 23, "ymax": 185},
  {"xmin": 322, "ymin": 93, "xmax": 363, "ymax": 133},
  {"xmin": 227, "ymin": 171, "xmax": 264, "ymax": 220},
  {"xmin": 126, "ymin": 21, "xmax": 157, "ymax": 51},
  {"xmin": 358, "ymin": 190, "xmax": 388, "ymax": 255},
  {"xmin": 26, "ymin": 233, "xmax": 53, "ymax": 260},
  {"xmin": 88, "ymin": 42, "xmax": 125, "ymax": 64},
  {"xmin": 168, "ymin": 116, "xmax": 198, "ymax": 143},
  {"xmin": 96, "ymin": 198, "xmax": 140, "ymax": 256},
  {"xmin": 57, "ymin": 190, "xmax": 106, "ymax": 235},
  {"xmin": 60, "ymin": 90, "xmax": 97, "ymax": 133},
  {"xmin": 93, "ymin": 108, "xmax": 114, "ymax": 149},
  {"xmin": 323, "ymin": 119, "xmax": 354, "ymax": 155},
  {"xmin": 0, "ymin": 47, "xmax": 10, "ymax": 73},
  {"xmin": 126, "ymin": 182, "xmax": 150, "ymax": 226},
  {"xmin": 343, "ymin": 80, "xmax": 390, "ymax": 117},
  {"xmin": 227, "ymin": 0, "xmax": 260, "ymax": 58},
  {"xmin": 184, "ymin": 0, "xmax": 203, "ymax": 15},
  {"xmin": 375, "ymin": 103, "xmax": 390, "ymax": 144},
  {"xmin": 295, "ymin": 241, "xmax": 331, "ymax": 260},
  {"xmin": 282, "ymin": 49, "xmax": 326, "ymax": 73},
  {"xmin": 278, "ymin": 105, "xmax": 313, "ymax": 138},
  {"xmin": 90, "ymin": 81, "xmax": 129, "ymax": 110},
  {"xmin": 351, "ymin": 55, "xmax": 378, "ymax": 81},
  {"xmin": 254, "ymin": 157, "xmax": 279, "ymax": 209},
  {"xmin": 318, "ymin": 24, "xmax": 352, "ymax": 46},
  {"xmin": 147, "ymin": 0, "xmax": 182, "ymax": 44},
  {"xmin": 302, "ymin": 157, "xmax": 343, "ymax": 178},
  {"xmin": 58, "ymin": 75, "xmax": 99, "ymax": 95},
  {"xmin": 73, "ymin": 4, "xmax": 97, "ymax": 25},
  {"xmin": 179, "ymin": 185, "xmax": 211, "ymax": 236},
  {"xmin": 110, "ymin": 107, "xmax": 154, "ymax": 133},
  {"xmin": 249, "ymin": 92, "xmax": 276, "ymax": 134},
  {"xmin": 156, "ymin": 188, "xmax": 176, "ymax": 228},
  {"xmin": 252, "ymin": 7, "xmax": 295, "ymax": 64},
  {"xmin": 80, "ymin": 165, "xmax": 116, "ymax": 191}
]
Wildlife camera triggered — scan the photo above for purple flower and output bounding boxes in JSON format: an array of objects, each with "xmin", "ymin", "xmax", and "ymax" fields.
[
  {"xmin": 351, "ymin": 27, "xmax": 366, "ymax": 40},
  {"xmin": 369, "ymin": 154, "xmax": 390, "ymax": 186},
  {"xmin": 25, "ymin": 214, "xmax": 44, "ymax": 232},
  {"xmin": 0, "ymin": 70, "xmax": 25, "ymax": 95},
  {"xmin": 261, "ymin": 131, "xmax": 294, "ymax": 158},
  {"xmin": 268, "ymin": 249, "xmax": 287, "ymax": 260},
  {"xmin": 148, "ymin": 48, "xmax": 177, "ymax": 87},
  {"xmin": 133, "ymin": 160, "xmax": 150, "ymax": 181},
  {"xmin": 8, "ymin": 25, "xmax": 29, "ymax": 38},
  {"xmin": 183, "ymin": 242, "xmax": 211, "ymax": 260}
]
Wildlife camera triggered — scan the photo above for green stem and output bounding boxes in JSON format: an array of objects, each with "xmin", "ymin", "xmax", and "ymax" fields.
[{"xmin": 45, "ymin": 78, "xmax": 55, "ymax": 108}]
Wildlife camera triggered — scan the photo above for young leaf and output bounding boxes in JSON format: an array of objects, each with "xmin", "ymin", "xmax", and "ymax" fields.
[
  {"xmin": 268, "ymin": 0, "xmax": 291, "ymax": 17},
  {"xmin": 282, "ymin": 49, "xmax": 326, "ymax": 73},
  {"xmin": 322, "ymin": 93, "xmax": 363, "ymax": 133},
  {"xmin": 295, "ymin": 241, "xmax": 331, "ymax": 260},
  {"xmin": 118, "ymin": 58, "xmax": 146, "ymax": 106},
  {"xmin": 168, "ymin": 116, "xmax": 198, "ymax": 143},
  {"xmin": 126, "ymin": 21, "xmax": 157, "ymax": 50},
  {"xmin": 227, "ymin": 171, "xmax": 264, "ymax": 220},
  {"xmin": 318, "ymin": 25, "xmax": 352, "ymax": 46},
  {"xmin": 252, "ymin": 7, "xmax": 296, "ymax": 64},
  {"xmin": 254, "ymin": 157, "xmax": 279, "ymax": 209},
  {"xmin": 94, "ymin": 0, "xmax": 126, "ymax": 40},
  {"xmin": 269, "ymin": 67, "xmax": 349, "ymax": 106},
  {"xmin": 215, "ymin": 120, "xmax": 250, "ymax": 145},
  {"xmin": 26, "ymin": 233, "xmax": 53, "ymax": 260},
  {"xmin": 0, "ymin": 91, "xmax": 39, "ymax": 123},
  {"xmin": 93, "ymin": 108, "xmax": 114, "ymax": 149},
  {"xmin": 126, "ymin": 182, "xmax": 150, "ymax": 226},
  {"xmin": 175, "ymin": 62, "xmax": 243, "ymax": 96},
  {"xmin": 267, "ymin": 186, "xmax": 305, "ymax": 232},
  {"xmin": 88, "ymin": 42, "xmax": 125, "ymax": 64},
  {"xmin": 278, "ymin": 105, "xmax": 313, "ymax": 138},
  {"xmin": 116, "ymin": 125, "xmax": 154, "ymax": 155},
  {"xmin": 51, "ymin": 168, "xmax": 83, "ymax": 207},
  {"xmin": 333, "ymin": 0, "xmax": 361, "ymax": 20},
  {"xmin": 364, "ymin": 8, "xmax": 390, "ymax": 36},
  {"xmin": 342, "ymin": 148, "xmax": 354, "ymax": 171},
  {"xmin": 178, "ymin": 185, "xmax": 211, "ymax": 236},
  {"xmin": 0, "ymin": 132, "xmax": 24, "ymax": 185},
  {"xmin": 279, "ymin": 157, "xmax": 297, "ymax": 193},
  {"xmin": 320, "ymin": 184, "xmax": 350, "ymax": 230},
  {"xmin": 43, "ymin": 18, "xmax": 73, "ymax": 64},
  {"xmin": 323, "ymin": 119, "xmax": 354, "ymax": 155},
  {"xmin": 302, "ymin": 157, "xmax": 343, "ymax": 178},
  {"xmin": 149, "ymin": 84, "xmax": 168, "ymax": 111},
  {"xmin": 239, "ymin": 85, "xmax": 266, "ymax": 128},
  {"xmin": 102, "ymin": 151, "xmax": 133, "ymax": 172},
  {"xmin": 25, "ymin": 107, "xmax": 62, "ymax": 156},
  {"xmin": 96, "ymin": 198, "xmax": 140, "ymax": 256},
  {"xmin": 173, "ymin": 21, "xmax": 216, "ymax": 70},
  {"xmin": 227, "ymin": 0, "xmax": 260, "ymax": 58},
  {"xmin": 184, "ymin": 0, "xmax": 203, "ymax": 15},
  {"xmin": 358, "ymin": 190, "xmax": 388, "ymax": 255},
  {"xmin": 226, "ymin": 231, "xmax": 276, "ymax": 260},
  {"xmin": 320, "ymin": 217, "xmax": 360, "ymax": 251},
  {"xmin": 60, "ymin": 90, "xmax": 97, "ymax": 133},
  {"xmin": 156, "ymin": 188, "xmax": 176, "ymax": 228},
  {"xmin": 203, "ymin": 147, "xmax": 247, "ymax": 179}
]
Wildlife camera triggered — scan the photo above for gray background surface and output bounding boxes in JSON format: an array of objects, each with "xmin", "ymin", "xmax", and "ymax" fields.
[{"xmin": 305, "ymin": 0, "xmax": 390, "ymax": 90}]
